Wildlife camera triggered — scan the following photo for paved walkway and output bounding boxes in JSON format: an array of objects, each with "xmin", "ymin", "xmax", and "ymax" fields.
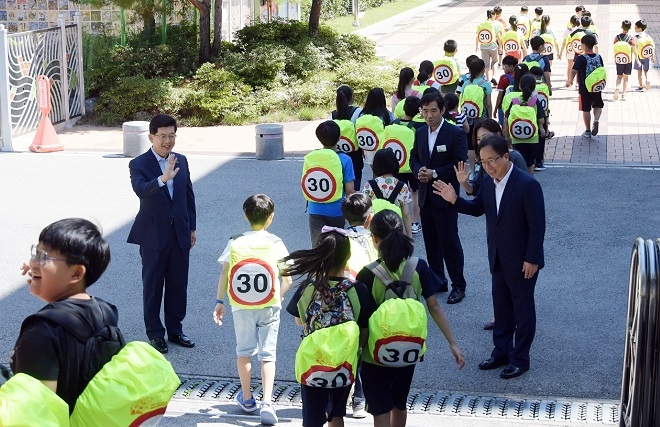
[{"xmin": 6, "ymin": 0, "xmax": 660, "ymax": 166}]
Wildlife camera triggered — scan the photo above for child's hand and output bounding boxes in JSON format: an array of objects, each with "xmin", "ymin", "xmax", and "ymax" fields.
[
  {"xmin": 450, "ymin": 343, "xmax": 466, "ymax": 369},
  {"xmin": 212, "ymin": 303, "xmax": 225, "ymax": 326}
]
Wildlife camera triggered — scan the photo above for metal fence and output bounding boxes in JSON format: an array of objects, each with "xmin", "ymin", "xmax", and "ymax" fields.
[
  {"xmin": 0, "ymin": 16, "xmax": 85, "ymax": 152},
  {"xmin": 620, "ymin": 238, "xmax": 660, "ymax": 427}
]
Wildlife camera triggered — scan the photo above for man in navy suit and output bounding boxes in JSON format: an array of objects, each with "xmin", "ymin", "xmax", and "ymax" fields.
[
  {"xmin": 127, "ymin": 114, "xmax": 197, "ymax": 354},
  {"xmin": 433, "ymin": 134, "xmax": 545, "ymax": 379},
  {"xmin": 410, "ymin": 92, "xmax": 468, "ymax": 304}
]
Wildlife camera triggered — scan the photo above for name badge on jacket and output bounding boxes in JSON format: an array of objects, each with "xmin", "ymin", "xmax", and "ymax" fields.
[{"xmin": 437, "ymin": 145, "xmax": 447, "ymax": 153}]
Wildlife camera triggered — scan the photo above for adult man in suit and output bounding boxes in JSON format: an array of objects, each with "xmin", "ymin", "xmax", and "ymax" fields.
[
  {"xmin": 128, "ymin": 114, "xmax": 197, "ymax": 354},
  {"xmin": 433, "ymin": 134, "xmax": 545, "ymax": 379},
  {"xmin": 410, "ymin": 92, "xmax": 468, "ymax": 304}
]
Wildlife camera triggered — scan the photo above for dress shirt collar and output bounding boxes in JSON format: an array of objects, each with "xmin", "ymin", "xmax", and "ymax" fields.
[
  {"xmin": 494, "ymin": 161, "xmax": 514, "ymax": 188},
  {"xmin": 151, "ymin": 147, "xmax": 169, "ymax": 162}
]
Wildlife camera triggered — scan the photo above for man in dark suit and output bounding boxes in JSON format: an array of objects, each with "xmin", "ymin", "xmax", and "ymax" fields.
[
  {"xmin": 410, "ymin": 92, "xmax": 468, "ymax": 304},
  {"xmin": 433, "ymin": 134, "xmax": 545, "ymax": 379},
  {"xmin": 127, "ymin": 114, "xmax": 197, "ymax": 354}
]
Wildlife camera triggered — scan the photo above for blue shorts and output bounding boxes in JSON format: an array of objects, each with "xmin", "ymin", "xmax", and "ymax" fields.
[
  {"xmin": 232, "ymin": 306, "xmax": 280, "ymax": 361},
  {"xmin": 635, "ymin": 58, "xmax": 650, "ymax": 71}
]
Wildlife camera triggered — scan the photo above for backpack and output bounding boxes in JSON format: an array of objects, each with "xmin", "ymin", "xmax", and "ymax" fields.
[
  {"xmin": 506, "ymin": 95, "xmax": 539, "ymax": 144},
  {"xmin": 295, "ymin": 280, "xmax": 360, "ymax": 388},
  {"xmin": 27, "ymin": 299, "xmax": 125, "ymax": 389},
  {"xmin": 523, "ymin": 53, "xmax": 546, "ymax": 72},
  {"xmin": 355, "ymin": 114, "xmax": 385, "ymax": 152},
  {"xmin": 382, "ymin": 123, "xmax": 415, "ymax": 173},
  {"xmin": 614, "ymin": 34, "xmax": 634, "ymax": 65},
  {"xmin": 459, "ymin": 82, "xmax": 486, "ymax": 122},
  {"xmin": 366, "ymin": 258, "xmax": 428, "ymax": 367},
  {"xmin": 584, "ymin": 54, "xmax": 606, "ymax": 93},
  {"xmin": 368, "ymin": 179, "xmax": 404, "ymax": 217}
]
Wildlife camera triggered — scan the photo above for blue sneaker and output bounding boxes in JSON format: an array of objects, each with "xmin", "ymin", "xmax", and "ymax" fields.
[{"xmin": 236, "ymin": 390, "xmax": 258, "ymax": 413}]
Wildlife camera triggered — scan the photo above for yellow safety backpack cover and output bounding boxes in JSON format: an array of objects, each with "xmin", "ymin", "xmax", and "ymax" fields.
[{"xmin": 0, "ymin": 373, "xmax": 69, "ymax": 427}]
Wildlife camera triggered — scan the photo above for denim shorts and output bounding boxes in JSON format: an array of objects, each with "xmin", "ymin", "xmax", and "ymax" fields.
[{"xmin": 233, "ymin": 306, "xmax": 280, "ymax": 361}]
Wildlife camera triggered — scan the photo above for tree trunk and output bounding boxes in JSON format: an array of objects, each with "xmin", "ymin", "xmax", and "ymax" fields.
[
  {"xmin": 308, "ymin": 0, "xmax": 322, "ymax": 37},
  {"xmin": 198, "ymin": 0, "xmax": 211, "ymax": 64},
  {"xmin": 210, "ymin": 0, "xmax": 223, "ymax": 59}
]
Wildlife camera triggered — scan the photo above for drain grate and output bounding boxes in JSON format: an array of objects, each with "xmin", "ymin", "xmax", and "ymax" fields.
[{"xmin": 174, "ymin": 378, "xmax": 619, "ymax": 424}]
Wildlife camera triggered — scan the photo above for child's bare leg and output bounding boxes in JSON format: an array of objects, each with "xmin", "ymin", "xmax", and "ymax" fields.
[
  {"xmin": 237, "ymin": 356, "xmax": 253, "ymax": 398},
  {"xmin": 261, "ymin": 360, "xmax": 275, "ymax": 402}
]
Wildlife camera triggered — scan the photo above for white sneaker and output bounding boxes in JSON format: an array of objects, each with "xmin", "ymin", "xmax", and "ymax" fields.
[
  {"xmin": 614, "ymin": 88, "xmax": 620, "ymax": 100},
  {"xmin": 260, "ymin": 402, "xmax": 278, "ymax": 425},
  {"xmin": 352, "ymin": 397, "xmax": 367, "ymax": 418},
  {"xmin": 411, "ymin": 222, "xmax": 421, "ymax": 235}
]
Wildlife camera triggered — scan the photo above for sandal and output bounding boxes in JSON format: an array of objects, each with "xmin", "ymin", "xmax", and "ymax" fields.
[
  {"xmin": 546, "ymin": 131, "xmax": 555, "ymax": 139},
  {"xmin": 236, "ymin": 390, "xmax": 258, "ymax": 412}
]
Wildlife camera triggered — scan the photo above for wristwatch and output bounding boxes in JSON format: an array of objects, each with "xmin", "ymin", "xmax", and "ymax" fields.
[{"xmin": 432, "ymin": 170, "xmax": 438, "ymax": 179}]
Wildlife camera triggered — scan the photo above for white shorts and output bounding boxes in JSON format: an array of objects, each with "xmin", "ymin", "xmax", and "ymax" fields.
[{"xmin": 233, "ymin": 306, "xmax": 280, "ymax": 361}]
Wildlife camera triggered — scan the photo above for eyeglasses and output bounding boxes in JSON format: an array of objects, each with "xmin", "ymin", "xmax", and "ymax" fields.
[
  {"xmin": 30, "ymin": 245, "xmax": 69, "ymax": 265},
  {"xmin": 155, "ymin": 134, "xmax": 177, "ymax": 141},
  {"xmin": 476, "ymin": 156, "xmax": 502, "ymax": 167}
]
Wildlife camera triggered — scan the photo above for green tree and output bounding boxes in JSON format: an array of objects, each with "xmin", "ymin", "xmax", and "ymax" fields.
[{"xmin": 188, "ymin": 0, "xmax": 223, "ymax": 63}]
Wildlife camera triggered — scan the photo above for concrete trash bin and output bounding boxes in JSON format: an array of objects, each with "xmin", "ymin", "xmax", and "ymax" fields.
[
  {"xmin": 255, "ymin": 123, "xmax": 284, "ymax": 160},
  {"xmin": 123, "ymin": 121, "xmax": 151, "ymax": 158}
]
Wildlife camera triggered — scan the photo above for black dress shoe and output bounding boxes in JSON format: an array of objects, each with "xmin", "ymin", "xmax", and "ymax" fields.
[
  {"xmin": 150, "ymin": 337, "xmax": 168, "ymax": 354},
  {"xmin": 447, "ymin": 288, "xmax": 465, "ymax": 304},
  {"xmin": 478, "ymin": 357, "xmax": 508, "ymax": 370},
  {"xmin": 169, "ymin": 333, "xmax": 195, "ymax": 348},
  {"xmin": 500, "ymin": 365, "xmax": 529, "ymax": 379},
  {"xmin": 483, "ymin": 321, "xmax": 495, "ymax": 330}
]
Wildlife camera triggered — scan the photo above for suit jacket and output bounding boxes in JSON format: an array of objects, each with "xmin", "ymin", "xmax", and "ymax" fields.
[
  {"xmin": 410, "ymin": 121, "xmax": 468, "ymax": 209},
  {"xmin": 127, "ymin": 149, "xmax": 197, "ymax": 251},
  {"xmin": 454, "ymin": 165, "xmax": 545, "ymax": 279}
]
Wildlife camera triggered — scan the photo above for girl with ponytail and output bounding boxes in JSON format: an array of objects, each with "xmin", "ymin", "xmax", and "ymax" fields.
[
  {"xmin": 332, "ymin": 85, "xmax": 364, "ymax": 189},
  {"xmin": 355, "ymin": 210, "xmax": 465, "ymax": 427},
  {"xmin": 392, "ymin": 67, "xmax": 421, "ymax": 114},
  {"xmin": 283, "ymin": 228, "xmax": 375, "ymax": 427}
]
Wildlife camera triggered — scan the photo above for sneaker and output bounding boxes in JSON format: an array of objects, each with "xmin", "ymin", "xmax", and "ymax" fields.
[
  {"xmin": 646, "ymin": 81, "xmax": 651, "ymax": 91},
  {"xmin": 534, "ymin": 164, "xmax": 546, "ymax": 171},
  {"xmin": 411, "ymin": 222, "xmax": 421, "ymax": 235},
  {"xmin": 352, "ymin": 397, "xmax": 367, "ymax": 419},
  {"xmin": 636, "ymin": 86, "xmax": 644, "ymax": 91},
  {"xmin": 260, "ymin": 402, "xmax": 278, "ymax": 425},
  {"xmin": 236, "ymin": 390, "xmax": 258, "ymax": 413},
  {"xmin": 592, "ymin": 121, "xmax": 599, "ymax": 136},
  {"xmin": 621, "ymin": 93, "xmax": 626, "ymax": 100},
  {"xmin": 582, "ymin": 130, "xmax": 592, "ymax": 138},
  {"xmin": 614, "ymin": 88, "xmax": 620, "ymax": 100}
]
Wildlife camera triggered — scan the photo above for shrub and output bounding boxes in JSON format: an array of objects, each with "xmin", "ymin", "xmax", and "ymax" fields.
[
  {"xmin": 222, "ymin": 44, "xmax": 288, "ymax": 88},
  {"xmin": 94, "ymin": 75, "xmax": 171, "ymax": 125},
  {"xmin": 287, "ymin": 79, "xmax": 335, "ymax": 109},
  {"xmin": 286, "ymin": 43, "xmax": 333, "ymax": 80},
  {"xmin": 233, "ymin": 19, "xmax": 311, "ymax": 51}
]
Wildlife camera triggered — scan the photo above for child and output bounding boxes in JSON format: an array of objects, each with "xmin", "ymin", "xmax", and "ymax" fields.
[
  {"xmin": 392, "ymin": 67, "xmax": 421, "ymax": 119},
  {"xmin": 283, "ymin": 229, "xmax": 376, "ymax": 427},
  {"xmin": 12, "ymin": 218, "xmax": 116, "ymax": 414},
  {"xmin": 394, "ymin": 96, "xmax": 425, "ymax": 130},
  {"xmin": 634, "ymin": 19, "xmax": 656, "ymax": 91},
  {"xmin": 518, "ymin": 6, "xmax": 531, "ymax": 47},
  {"xmin": 501, "ymin": 15, "xmax": 527, "ymax": 61},
  {"xmin": 332, "ymin": 85, "xmax": 364, "ymax": 190},
  {"xmin": 613, "ymin": 20, "xmax": 637, "ymax": 100},
  {"xmin": 559, "ymin": 15, "xmax": 581, "ymax": 85},
  {"xmin": 213, "ymin": 194, "xmax": 292, "ymax": 425},
  {"xmin": 302, "ymin": 120, "xmax": 355, "ymax": 247},
  {"xmin": 444, "ymin": 92, "xmax": 469, "ymax": 134},
  {"xmin": 434, "ymin": 40, "xmax": 461, "ymax": 94},
  {"xmin": 363, "ymin": 148, "xmax": 414, "ymax": 238},
  {"xmin": 475, "ymin": 10, "xmax": 499, "ymax": 84},
  {"xmin": 530, "ymin": 66, "xmax": 552, "ymax": 170},
  {"xmin": 414, "ymin": 60, "xmax": 441, "ymax": 90},
  {"xmin": 455, "ymin": 54, "xmax": 480, "ymax": 94},
  {"xmin": 459, "ymin": 58, "xmax": 493, "ymax": 175},
  {"xmin": 531, "ymin": 6, "xmax": 543, "ymax": 33},
  {"xmin": 494, "ymin": 55, "xmax": 518, "ymax": 127},
  {"xmin": 523, "ymin": 36, "xmax": 552, "ymax": 94},
  {"xmin": 567, "ymin": 34, "xmax": 604, "ymax": 138},
  {"xmin": 355, "ymin": 210, "xmax": 465, "ymax": 427}
]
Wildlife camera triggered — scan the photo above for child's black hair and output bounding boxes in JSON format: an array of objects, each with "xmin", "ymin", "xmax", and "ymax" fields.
[
  {"xmin": 468, "ymin": 58, "xmax": 486, "ymax": 82},
  {"xmin": 493, "ymin": 6, "xmax": 502, "ymax": 15},
  {"xmin": 315, "ymin": 120, "xmax": 340, "ymax": 147},
  {"xmin": 521, "ymin": 6, "xmax": 528, "ymax": 12},
  {"xmin": 502, "ymin": 54, "xmax": 518, "ymax": 67},
  {"xmin": 363, "ymin": 87, "xmax": 392, "ymax": 126},
  {"xmin": 530, "ymin": 36, "xmax": 544, "ymax": 51},
  {"xmin": 403, "ymin": 96, "xmax": 421, "ymax": 118},
  {"xmin": 417, "ymin": 71, "xmax": 430, "ymax": 83},
  {"xmin": 243, "ymin": 194, "xmax": 274, "ymax": 225},
  {"xmin": 370, "ymin": 210, "xmax": 413, "ymax": 272},
  {"xmin": 635, "ymin": 20, "xmax": 647, "ymax": 31},
  {"xmin": 622, "ymin": 20, "xmax": 632, "ymax": 32},
  {"xmin": 530, "ymin": 66, "xmax": 544, "ymax": 78},
  {"xmin": 342, "ymin": 193, "xmax": 372, "ymax": 226},
  {"xmin": 581, "ymin": 34, "xmax": 597, "ymax": 49},
  {"xmin": 443, "ymin": 93, "xmax": 460, "ymax": 114},
  {"xmin": 372, "ymin": 148, "xmax": 400, "ymax": 177},
  {"xmin": 149, "ymin": 114, "xmax": 177, "ymax": 135},
  {"xmin": 519, "ymin": 74, "xmax": 537, "ymax": 103},
  {"xmin": 281, "ymin": 231, "xmax": 351, "ymax": 291},
  {"xmin": 335, "ymin": 85, "xmax": 354, "ymax": 120},
  {"xmin": 465, "ymin": 54, "xmax": 480, "ymax": 68},
  {"xmin": 444, "ymin": 39, "xmax": 457, "ymax": 53},
  {"xmin": 418, "ymin": 60, "xmax": 434, "ymax": 75},
  {"xmin": 39, "ymin": 218, "xmax": 110, "ymax": 287},
  {"xmin": 513, "ymin": 63, "xmax": 530, "ymax": 91},
  {"xmin": 580, "ymin": 16, "xmax": 592, "ymax": 28},
  {"xmin": 570, "ymin": 15, "xmax": 580, "ymax": 27},
  {"xmin": 509, "ymin": 15, "xmax": 518, "ymax": 29},
  {"xmin": 534, "ymin": 6, "xmax": 543, "ymax": 15},
  {"xmin": 396, "ymin": 67, "xmax": 415, "ymax": 100}
]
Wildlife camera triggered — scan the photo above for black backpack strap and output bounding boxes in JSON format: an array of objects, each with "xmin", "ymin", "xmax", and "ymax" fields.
[
  {"xmin": 230, "ymin": 232, "xmax": 245, "ymax": 241},
  {"xmin": 29, "ymin": 299, "xmax": 118, "ymax": 344},
  {"xmin": 369, "ymin": 180, "xmax": 385, "ymax": 199},
  {"xmin": 386, "ymin": 180, "xmax": 405, "ymax": 204}
]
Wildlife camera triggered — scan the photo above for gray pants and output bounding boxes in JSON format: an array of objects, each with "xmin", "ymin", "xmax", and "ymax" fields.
[{"xmin": 308, "ymin": 214, "xmax": 345, "ymax": 247}]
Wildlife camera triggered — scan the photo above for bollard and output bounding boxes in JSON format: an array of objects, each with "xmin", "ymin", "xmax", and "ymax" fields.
[
  {"xmin": 122, "ymin": 121, "xmax": 151, "ymax": 158},
  {"xmin": 255, "ymin": 123, "xmax": 284, "ymax": 160}
]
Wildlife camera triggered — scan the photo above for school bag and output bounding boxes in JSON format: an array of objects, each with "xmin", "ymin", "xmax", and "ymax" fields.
[
  {"xmin": 506, "ymin": 94, "xmax": 539, "ymax": 144},
  {"xmin": 636, "ymin": 34, "xmax": 655, "ymax": 60},
  {"xmin": 355, "ymin": 114, "xmax": 385, "ymax": 153},
  {"xmin": 393, "ymin": 91, "xmax": 420, "ymax": 119},
  {"xmin": 301, "ymin": 149, "xmax": 343, "ymax": 204},
  {"xmin": 535, "ymin": 82, "xmax": 551, "ymax": 115},
  {"xmin": 295, "ymin": 280, "xmax": 360, "ymax": 388},
  {"xmin": 366, "ymin": 257, "xmax": 427, "ymax": 367},
  {"xmin": 570, "ymin": 29, "xmax": 586, "ymax": 55},
  {"xmin": 459, "ymin": 81, "xmax": 485, "ymax": 121},
  {"xmin": 584, "ymin": 54, "xmax": 606, "ymax": 93},
  {"xmin": 368, "ymin": 179, "xmax": 405, "ymax": 217},
  {"xmin": 0, "ymin": 373, "xmax": 70, "ymax": 426},
  {"xmin": 540, "ymin": 33, "xmax": 555, "ymax": 55},
  {"xmin": 613, "ymin": 34, "xmax": 633, "ymax": 65},
  {"xmin": 382, "ymin": 122, "xmax": 415, "ymax": 173},
  {"xmin": 432, "ymin": 58, "xmax": 459, "ymax": 85}
]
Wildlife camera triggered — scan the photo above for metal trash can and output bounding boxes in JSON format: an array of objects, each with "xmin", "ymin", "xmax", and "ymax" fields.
[
  {"xmin": 122, "ymin": 121, "xmax": 151, "ymax": 158},
  {"xmin": 255, "ymin": 123, "xmax": 284, "ymax": 160}
]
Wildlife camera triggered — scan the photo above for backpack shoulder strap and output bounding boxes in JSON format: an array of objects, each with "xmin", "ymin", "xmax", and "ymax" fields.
[
  {"xmin": 367, "ymin": 261, "xmax": 394, "ymax": 286},
  {"xmin": 369, "ymin": 179, "xmax": 385, "ymax": 199},
  {"xmin": 230, "ymin": 232, "xmax": 245, "ymax": 241},
  {"xmin": 406, "ymin": 121, "xmax": 415, "ymax": 129},
  {"xmin": 400, "ymin": 257, "xmax": 419, "ymax": 285},
  {"xmin": 31, "ymin": 303, "xmax": 95, "ymax": 343},
  {"xmin": 386, "ymin": 180, "xmax": 405, "ymax": 204},
  {"xmin": 528, "ymin": 95, "xmax": 538, "ymax": 106}
]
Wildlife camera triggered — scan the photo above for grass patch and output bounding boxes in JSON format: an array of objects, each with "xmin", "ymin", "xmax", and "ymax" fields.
[{"xmin": 323, "ymin": 0, "xmax": 433, "ymax": 34}]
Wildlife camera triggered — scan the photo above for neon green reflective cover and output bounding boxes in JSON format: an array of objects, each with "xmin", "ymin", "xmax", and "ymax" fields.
[
  {"xmin": 70, "ymin": 341, "xmax": 180, "ymax": 427},
  {"xmin": 295, "ymin": 321, "xmax": 359, "ymax": 388},
  {"xmin": 0, "ymin": 373, "xmax": 69, "ymax": 427}
]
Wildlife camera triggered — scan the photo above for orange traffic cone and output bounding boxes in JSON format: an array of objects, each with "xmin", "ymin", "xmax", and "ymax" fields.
[{"xmin": 29, "ymin": 75, "xmax": 63, "ymax": 153}]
